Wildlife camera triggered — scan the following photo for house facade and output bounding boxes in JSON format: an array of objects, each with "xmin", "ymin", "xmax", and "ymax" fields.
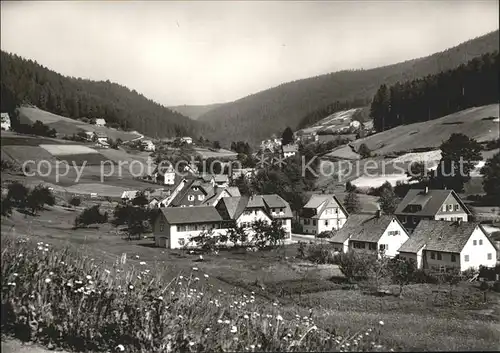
[
  {"xmin": 299, "ymin": 194, "xmax": 348, "ymax": 235},
  {"xmin": 141, "ymin": 140, "xmax": 156, "ymax": 152},
  {"xmin": 394, "ymin": 188, "xmax": 470, "ymax": 232},
  {"xmin": 329, "ymin": 213, "xmax": 409, "ymax": 258},
  {"xmin": 282, "ymin": 144, "xmax": 298, "ymax": 158},
  {"xmin": 1, "ymin": 112, "xmax": 11, "ymax": 131},
  {"xmin": 94, "ymin": 118, "xmax": 106, "ymax": 127},
  {"xmin": 153, "ymin": 194, "xmax": 293, "ymax": 249},
  {"xmin": 398, "ymin": 220, "xmax": 497, "ymax": 272}
]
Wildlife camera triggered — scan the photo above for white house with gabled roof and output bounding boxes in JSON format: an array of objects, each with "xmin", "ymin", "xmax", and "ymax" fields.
[
  {"xmin": 299, "ymin": 194, "xmax": 348, "ymax": 235},
  {"xmin": 398, "ymin": 220, "xmax": 497, "ymax": 272}
]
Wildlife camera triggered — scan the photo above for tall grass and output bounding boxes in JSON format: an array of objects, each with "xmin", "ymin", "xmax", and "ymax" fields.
[{"xmin": 1, "ymin": 237, "xmax": 389, "ymax": 352}]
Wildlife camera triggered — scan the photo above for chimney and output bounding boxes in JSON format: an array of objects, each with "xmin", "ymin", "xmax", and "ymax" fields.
[
  {"xmin": 424, "ymin": 186, "xmax": 429, "ymax": 194},
  {"xmin": 376, "ymin": 209, "xmax": 382, "ymax": 218}
]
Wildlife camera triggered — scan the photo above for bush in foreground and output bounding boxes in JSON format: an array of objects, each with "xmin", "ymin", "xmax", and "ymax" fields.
[{"xmin": 1, "ymin": 237, "xmax": 390, "ymax": 352}]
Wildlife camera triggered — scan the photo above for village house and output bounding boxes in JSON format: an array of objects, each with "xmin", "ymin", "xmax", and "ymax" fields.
[
  {"xmin": 83, "ymin": 131, "xmax": 94, "ymax": 141},
  {"xmin": 329, "ymin": 212, "xmax": 409, "ymax": 257},
  {"xmin": 94, "ymin": 131, "xmax": 108, "ymax": 144},
  {"xmin": 1, "ymin": 112, "xmax": 11, "ymax": 131},
  {"xmin": 141, "ymin": 139, "xmax": 156, "ymax": 152},
  {"xmin": 231, "ymin": 168, "xmax": 256, "ymax": 181},
  {"xmin": 180, "ymin": 136, "xmax": 193, "ymax": 144},
  {"xmin": 299, "ymin": 194, "xmax": 348, "ymax": 235},
  {"xmin": 201, "ymin": 173, "xmax": 229, "ymax": 188},
  {"xmin": 398, "ymin": 220, "xmax": 498, "ymax": 272},
  {"xmin": 94, "ymin": 118, "xmax": 106, "ymax": 127},
  {"xmin": 153, "ymin": 194, "xmax": 293, "ymax": 249},
  {"xmin": 216, "ymin": 194, "xmax": 293, "ymax": 238},
  {"xmin": 394, "ymin": 187, "xmax": 471, "ymax": 232},
  {"xmin": 282, "ymin": 144, "xmax": 298, "ymax": 158}
]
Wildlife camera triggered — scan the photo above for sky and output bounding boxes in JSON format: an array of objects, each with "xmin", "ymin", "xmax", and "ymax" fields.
[{"xmin": 1, "ymin": 1, "xmax": 498, "ymax": 106}]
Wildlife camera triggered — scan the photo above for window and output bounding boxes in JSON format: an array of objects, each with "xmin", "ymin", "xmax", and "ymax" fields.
[
  {"xmin": 447, "ymin": 205, "xmax": 453, "ymax": 212},
  {"xmin": 379, "ymin": 244, "xmax": 387, "ymax": 251},
  {"xmin": 454, "ymin": 204, "xmax": 460, "ymax": 211},
  {"xmin": 388, "ymin": 230, "xmax": 400, "ymax": 236},
  {"xmin": 464, "ymin": 255, "xmax": 469, "ymax": 262},
  {"xmin": 325, "ymin": 220, "xmax": 329, "ymax": 226},
  {"xmin": 178, "ymin": 238, "xmax": 185, "ymax": 246},
  {"xmin": 159, "ymin": 221, "xmax": 165, "ymax": 232},
  {"xmin": 369, "ymin": 243, "xmax": 377, "ymax": 250},
  {"xmin": 442, "ymin": 204, "xmax": 447, "ymax": 212},
  {"xmin": 451, "ymin": 254, "xmax": 456, "ymax": 262},
  {"xmin": 430, "ymin": 252, "xmax": 435, "ymax": 259},
  {"xmin": 437, "ymin": 253, "xmax": 442, "ymax": 260},
  {"xmin": 198, "ymin": 195, "xmax": 205, "ymax": 201},
  {"xmin": 473, "ymin": 240, "xmax": 477, "ymax": 246},
  {"xmin": 440, "ymin": 218, "xmax": 445, "ymax": 221},
  {"xmin": 312, "ymin": 220, "xmax": 316, "ymax": 226},
  {"xmin": 479, "ymin": 239, "xmax": 483, "ymax": 245},
  {"xmin": 487, "ymin": 253, "xmax": 492, "ymax": 260},
  {"xmin": 188, "ymin": 195, "xmax": 194, "ymax": 201},
  {"xmin": 412, "ymin": 217, "xmax": 418, "ymax": 224}
]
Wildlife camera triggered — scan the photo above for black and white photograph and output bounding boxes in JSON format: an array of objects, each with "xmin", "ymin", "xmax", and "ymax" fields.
[{"xmin": 1, "ymin": 1, "xmax": 499, "ymax": 352}]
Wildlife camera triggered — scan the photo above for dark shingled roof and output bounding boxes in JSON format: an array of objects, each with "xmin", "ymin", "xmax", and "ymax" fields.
[
  {"xmin": 394, "ymin": 189, "xmax": 470, "ymax": 217},
  {"xmin": 160, "ymin": 206, "xmax": 222, "ymax": 224},
  {"xmin": 329, "ymin": 214, "xmax": 400, "ymax": 244},
  {"xmin": 216, "ymin": 194, "xmax": 293, "ymax": 220},
  {"xmin": 398, "ymin": 220, "xmax": 486, "ymax": 254}
]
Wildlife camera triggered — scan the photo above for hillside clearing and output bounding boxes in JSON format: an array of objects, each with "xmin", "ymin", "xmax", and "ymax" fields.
[{"xmin": 352, "ymin": 104, "xmax": 499, "ymax": 155}]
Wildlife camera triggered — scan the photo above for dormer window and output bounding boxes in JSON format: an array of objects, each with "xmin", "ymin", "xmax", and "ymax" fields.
[{"xmin": 193, "ymin": 186, "xmax": 199, "ymax": 191}]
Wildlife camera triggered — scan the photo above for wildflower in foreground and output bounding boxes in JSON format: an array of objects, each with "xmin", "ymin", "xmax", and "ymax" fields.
[
  {"xmin": 231, "ymin": 325, "xmax": 237, "ymax": 333},
  {"xmin": 44, "ymin": 278, "xmax": 51, "ymax": 284},
  {"xmin": 276, "ymin": 314, "xmax": 283, "ymax": 321}
]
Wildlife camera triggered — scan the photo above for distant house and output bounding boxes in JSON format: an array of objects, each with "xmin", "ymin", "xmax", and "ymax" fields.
[
  {"xmin": 1, "ymin": 112, "xmax": 11, "ymax": 131},
  {"xmin": 394, "ymin": 187, "xmax": 471, "ymax": 232},
  {"xmin": 201, "ymin": 173, "xmax": 229, "ymax": 188},
  {"xmin": 330, "ymin": 212, "xmax": 409, "ymax": 257},
  {"xmin": 94, "ymin": 118, "xmax": 106, "ymax": 127},
  {"xmin": 299, "ymin": 194, "xmax": 348, "ymax": 235},
  {"xmin": 398, "ymin": 220, "xmax": 497, "ymax": 272},
  {"xmin": 282, "ymin": 144, "xmax": 298, "ymax": 158},
  {"xmin": 84, "ymin": 131, "xmax": 94, "ymax": 141},
  {"xmin": 121, "ymin": 190, "xmax": 140, "ymax": 201},
  {"xmin": 153, "ymin": 164, "xmax": 177, "ymax": 185},
  {"xmin": 94, "ymin": 131, "xmax": 108, "ymax": 144},
  {"xmin": 181, "ymin": 137, "xmax": 193, "ymax": 144},
  {"xmin": 141, "ymin": 139, "xmax": 156, "ymax": 152},
  {"xmin": 231, "ymin": 168, "xmax": 256, "ymax": 180}
]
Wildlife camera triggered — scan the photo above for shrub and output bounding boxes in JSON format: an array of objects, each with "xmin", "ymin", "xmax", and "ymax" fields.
[
  {"xmin": 316, "ymin": 231, "xmax": 334, "ymax": 239},
  {"xmin": 492, "ymin": 281, "xmax": 500, "ymax": 293},
  {"xmin": 69, "ymin": 197, "xmax": 82, "ymax": 207},
  {"xmin": 358, "ymin": 143, "xmax": 371, "ymax": 158},
  {"xmin": 74, "ymin": 205, "xmax": 108, "ymax": 228},
  {"xmin": 291, "ymin": 220, "xmax": 303, "ymax": 234},
  {"xmin": 338, "ymin": 252, "xmax": 375, "ymax": 282},
  {"xmin": 306, "ymin": 243, "xmax": 337, "ymax": 264},
  {"xmin": 7, "ymin": 182, "xmax": 29, "ymax": 206},
  {"xmin": 1, "ymin": 196, "xmax": 13, "ymax": 217}
]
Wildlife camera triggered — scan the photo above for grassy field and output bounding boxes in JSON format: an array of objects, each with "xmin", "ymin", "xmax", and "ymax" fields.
[
  {"xmin": 351, "ymin": 104, "xmax": 499, "ymax": 155},
  {"xmin": 3, "ymin": 205, "xmax": 498, "ymax": 351},
  {"xmin": 18, "ymin": 106, "xmax": 141, "ymax": 142}
]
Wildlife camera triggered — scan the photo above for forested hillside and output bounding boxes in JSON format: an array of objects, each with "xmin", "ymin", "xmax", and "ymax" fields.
[
  {"xmin": 169, "ymin": 103, "xmax": 223, "ymax": 120},
  {"xmin": 370, "ymin": 51, "xmax": 499, "ymax": 132},
  {"xmin": 199, "ymin": 30, "xmax": 499, "ymax": 145},
  {"xmin": 0, "ymin": 51, "xmax": 202, "ymax": 138}
]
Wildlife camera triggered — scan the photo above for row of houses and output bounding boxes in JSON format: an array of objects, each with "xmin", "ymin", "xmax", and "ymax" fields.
[
  {"xmin": 153, "ymin": 194, "xmax": 293, "ymax": 249},
  {"xmin": 316, "ymin": 188, "xmax": 498, "ymax": 273}
]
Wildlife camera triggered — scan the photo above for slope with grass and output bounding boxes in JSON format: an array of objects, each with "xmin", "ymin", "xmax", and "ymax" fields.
[
  {"xmin": 351, "ymin": 104, "xmax": 499, "ymax": 155},
  {"xmin": 198, "ymin": 30, "xmax": 499, "ymax": 145},
  {"xmin": 18, "ymin": 106, "xmax": 141, "ymax": 142}
]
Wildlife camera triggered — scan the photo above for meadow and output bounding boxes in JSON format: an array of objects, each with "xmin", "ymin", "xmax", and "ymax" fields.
[{"xmin": 2, "ymin": 205, "xmax": 499, "ymax": 352}]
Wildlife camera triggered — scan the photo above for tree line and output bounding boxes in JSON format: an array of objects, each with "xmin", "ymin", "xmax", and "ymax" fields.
[
  {"xmin": 370, "ymin": 52, "xmax": 499, "ymax": 132},
  {"xmin": 0, "ymin": 51, "xmax": 205, "ymax": 139}
]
